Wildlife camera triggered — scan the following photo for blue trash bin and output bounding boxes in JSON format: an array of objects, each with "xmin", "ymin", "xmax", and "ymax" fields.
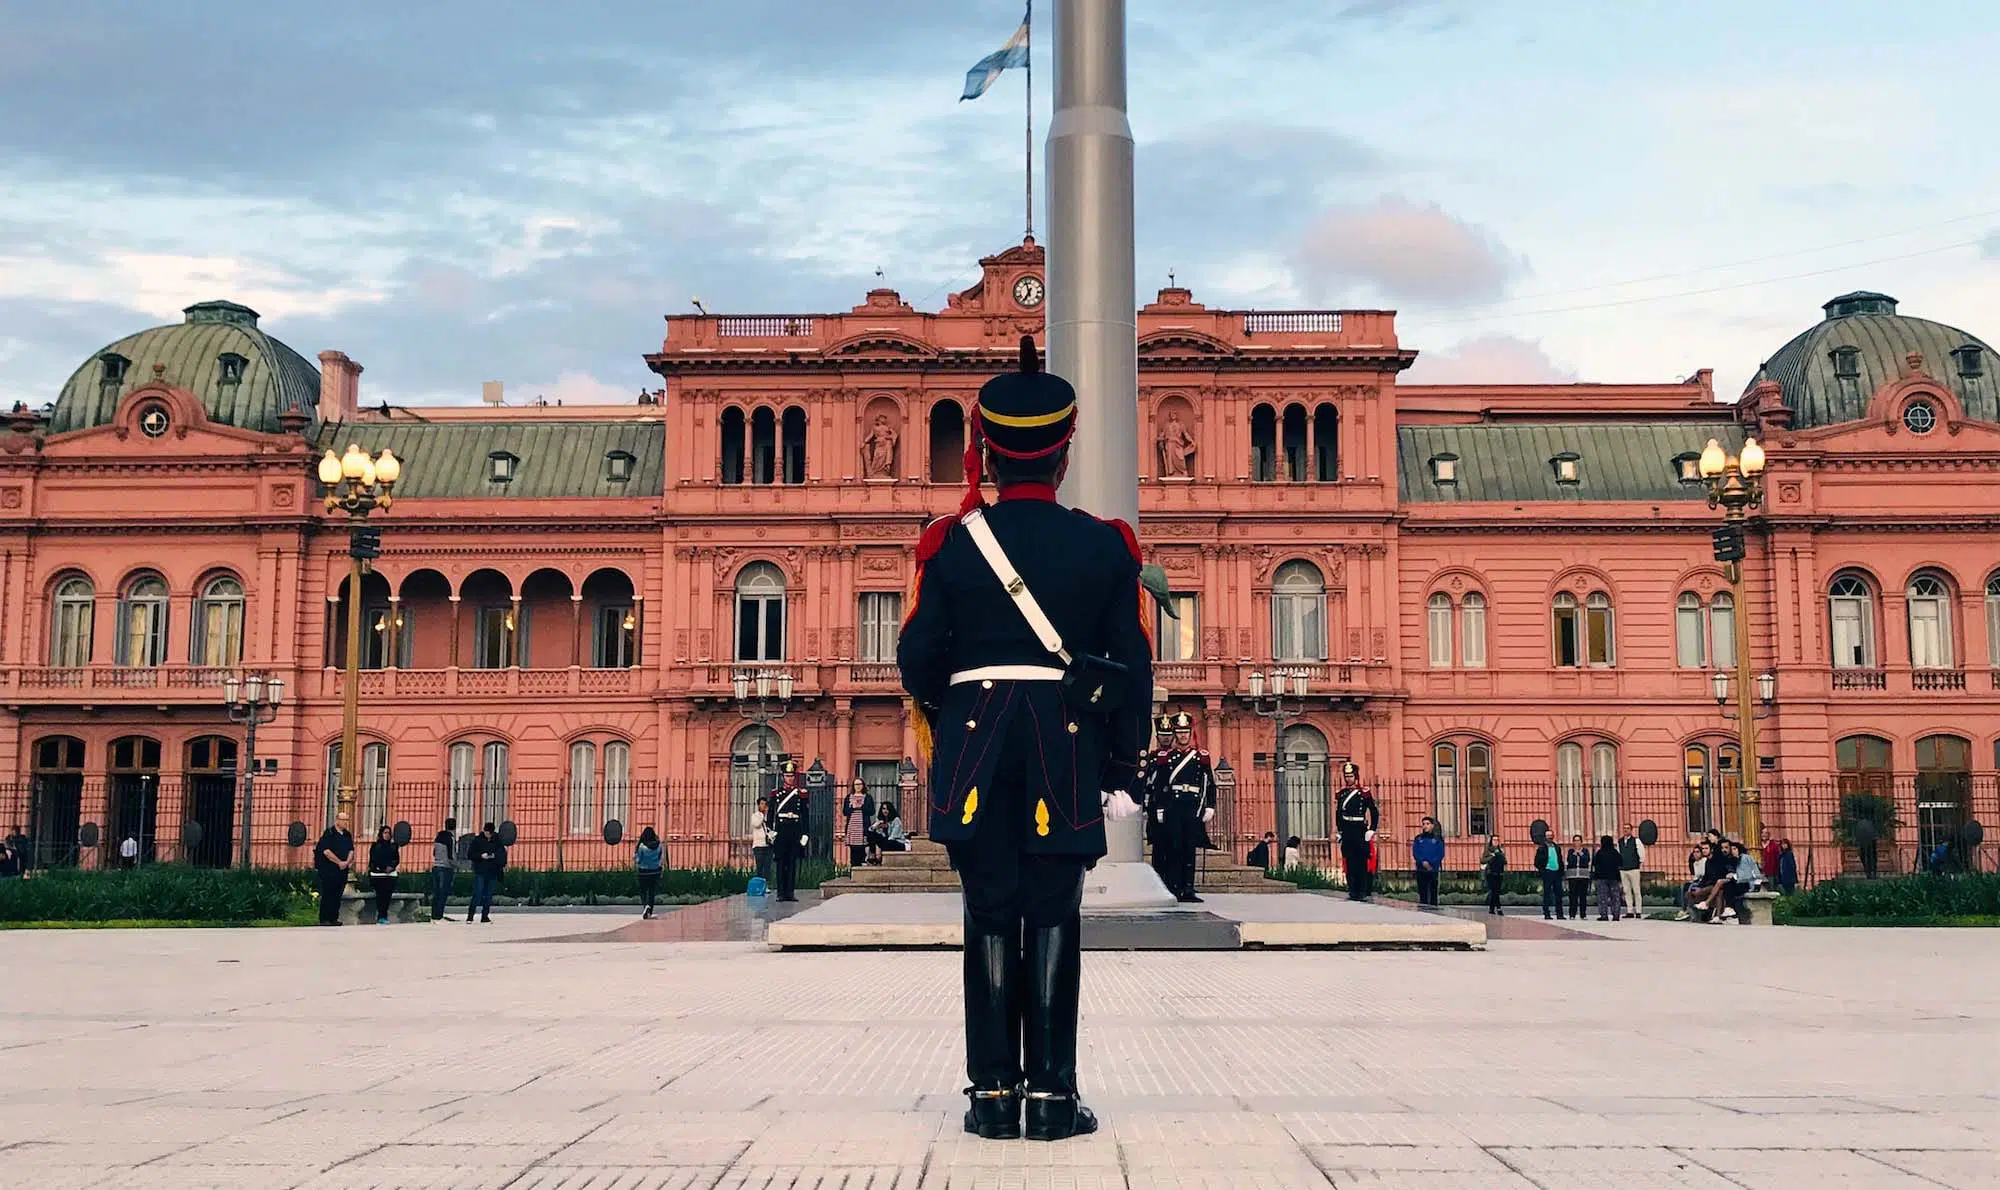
[{"xmin": 746, "ymin": 876, "xmax": 768, "ymax": 898}]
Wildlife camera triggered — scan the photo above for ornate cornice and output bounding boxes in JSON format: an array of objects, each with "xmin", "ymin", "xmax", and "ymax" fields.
[{"xmin": 646, "ymin": 350, "xmax": 1413, "ymax": 377}]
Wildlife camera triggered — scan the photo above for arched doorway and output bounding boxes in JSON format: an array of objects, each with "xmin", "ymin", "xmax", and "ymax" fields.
[
  {"xmin": 108, "ymin": 735, "xmax": 161, "ymax": 865},
  {"xmin": 183, "ymin": 735, "xmax": 239, "ymax": 868},
  {"xmin": 1916, "ymin": 734, "xmax": 1971, "ymax": 870},
  {"xmin": 29, "ymin": 736, "xmax": 85, "ymax": 869},
  {"xmin": 1278, "ymin": 723, "xmax": 1331, "ymax": 845},
  {"xmin": 730, "ymin": 724, "xmax": 786, "ymax": 864}
]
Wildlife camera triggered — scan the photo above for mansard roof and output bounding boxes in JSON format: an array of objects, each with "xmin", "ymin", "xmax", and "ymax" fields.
[
  {"xmin": 1398, "ymin": 421, "xmax": 1745, "ymax": 503},
  {"xmin": 315, "ymin": 420, "xmax": 664, "ymax": 499}
]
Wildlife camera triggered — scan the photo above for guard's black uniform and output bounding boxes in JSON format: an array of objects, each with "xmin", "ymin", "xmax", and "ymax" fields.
[
  {"xmin": 763, "ymin": 777, "xmax": 809, "ymax": 902},
  {"xmin": 898, "ymin": 336, "xmax": 1152, "ymax": 1143},
  {"xmin": 1334, "ymin": 768, "xmax": 1380, "ymax": 902},
  {"xmin": 1146, "ymin": 714, "xmax": 1216, "ymax": 902}
]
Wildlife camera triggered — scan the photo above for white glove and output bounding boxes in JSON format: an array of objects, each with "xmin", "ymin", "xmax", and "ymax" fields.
[
  {"xmin": 799, "ymin": 838, "xmax": 809, "ymax": 851},
  {"xmin": 1366, "ymin": 830, "xmax": 1377, "ymax": 843},
  {"xmin": 1103, "ymin": 790, "xmax": 1142, "ymax": 821},
  {"xmin": 1201, "ymin": 808, "xmax": 1215, "ymax": 824}
]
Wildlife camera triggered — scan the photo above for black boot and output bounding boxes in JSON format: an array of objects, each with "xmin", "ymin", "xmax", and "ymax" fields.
[
  {"xmin": 1022, "ymin": 919, "xmax": 1097, "ymax": 1141},
  {"xmin": 962, "ymin": 916, "xmax": 1022, "ymax": 1140}
]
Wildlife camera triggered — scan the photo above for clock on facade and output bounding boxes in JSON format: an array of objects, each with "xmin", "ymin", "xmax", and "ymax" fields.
[
  {"xmin": 1012, "ymin": 275, "xmax": 1044, "ymax": 308},
  {"xmin": 138, "ymin": 407, "xmax": 169, "ymax": 438}
]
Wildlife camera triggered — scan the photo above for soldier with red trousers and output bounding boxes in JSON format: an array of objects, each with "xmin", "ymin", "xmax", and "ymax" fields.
[
  {"xmin": 1335, "ymin": 762, "xmax": 1380, "ymax": 901},
  {"xmin": 898, "ymin": 337, "xmax": 1153, "ymax": 1143}
]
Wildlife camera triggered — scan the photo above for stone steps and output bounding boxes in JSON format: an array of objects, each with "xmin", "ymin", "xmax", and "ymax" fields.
[{"xmin": 821, "ymin": 838, "xmax": 1295, "ymax": 898}]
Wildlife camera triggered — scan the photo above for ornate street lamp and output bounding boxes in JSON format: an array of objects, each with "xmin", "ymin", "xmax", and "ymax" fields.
[
  {"xmin": 1242, "ymin": 667, "xmax": 1311, "ymax": 848},
  {"xmin": 733, "ymin": 666, "xmax": 796, "ymax": 790},
  {"xmin": 1698, "ymin": 435, "xmax": 1768, "ymax": 846},
  {"xmin": 317, "ymin": 443, "xmax": 400, "ymax": 849},
  {"xmin": 224, "ymin": 672, "xmax": 284, "ymax": 869}
]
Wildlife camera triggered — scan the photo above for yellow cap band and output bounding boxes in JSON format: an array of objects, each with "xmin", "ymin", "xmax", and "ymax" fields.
[{"xmin": 979, "ymin": 402, "xmax": 1076, "ymax": 430}]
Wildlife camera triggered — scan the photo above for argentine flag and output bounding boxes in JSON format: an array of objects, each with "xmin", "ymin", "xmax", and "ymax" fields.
[{"xmin": 960, "ymin": 7, "xmax": 1030, "ymax": 101}]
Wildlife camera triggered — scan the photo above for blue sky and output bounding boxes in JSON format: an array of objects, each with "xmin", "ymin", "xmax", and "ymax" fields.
[{"xmin": 1, "ymin": 0, "xmax": 1995, "ymax": 408}]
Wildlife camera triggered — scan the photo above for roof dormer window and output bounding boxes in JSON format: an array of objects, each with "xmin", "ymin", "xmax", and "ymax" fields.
[
  {"xmin": 1830, "ymin": 346, "xmax": 1861, "ymax": 379},
  {"xmin": 1954, "ymin": 345, "xmax": 1985, "ymax": 379},
  {"xmin": 99, "ymin": 353, "xmax": 129, "ymax": 387},
  {"xmin": 604, "ymin": 451, "xmax": 634, "ymax": 483},
  {"xmin": 1428, "ymin": 453, "xmax": 1458, "ymax": 484},
  {"xmin": 1674, "ymin": 452, "xmax": 1702, "ymax": 483},
  {"xmin": 1551, "ymin": 452, "xmax": 1580, "ymax": 485},
  {"xmin": 217, "ymin": 353, "xmax": 247, "ymax": 386},
  {"xmin": 487, "ymin": 452, "xmax": 517, "ymax": 484}
]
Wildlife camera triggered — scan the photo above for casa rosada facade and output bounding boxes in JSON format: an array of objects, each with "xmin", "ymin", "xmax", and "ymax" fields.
[{"xmin": 3, "ymin": 240, "xmax": 1999, "ymax": 878}]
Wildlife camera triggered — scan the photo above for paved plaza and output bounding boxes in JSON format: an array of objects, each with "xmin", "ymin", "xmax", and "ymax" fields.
[{"xmin": 2, "ymin": 900, "xmax": 1996, "ymax": 1189}]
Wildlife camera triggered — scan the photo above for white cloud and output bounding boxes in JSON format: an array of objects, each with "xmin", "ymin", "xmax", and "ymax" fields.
[
  {"xmin": 0, "ymin": 251, "xmax": 386, "ymax": 323},
  {"xmin": 1291, "ymin": 197, "xmax": 1525, "ymax": 307},
  {"xmin": 1402, "ymin": 334, "xmax": 1575, "ymax": 385}
]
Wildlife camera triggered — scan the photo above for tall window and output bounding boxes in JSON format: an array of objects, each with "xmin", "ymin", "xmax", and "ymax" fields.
[
  {"xmin": 193, "ymin": 576, "xmax": 244, "ymax": 667},
  {"xmin": 1556, "ymin": 742, "xmax": 1586, "ymax": 837},
  {"xmin": 1426, "ymin": 594, "xmax": 1453, "ymax": 668},
  {"xmin": 1710, "ymin": 592, "xmax": 1735, "ymax": 669},
  {"xmin": 324, "ymin": 741, "xmax": 389, "ymax": 830},
  {"xmin": 1835, "ymin": 734, "xmax": 1892, "ymax": 800},
  {"xmin": 1675, "ymin": 593, "xmax": 1705, "ymax": 668},
  {"xmin": 1585, "ymin": 592, "xmax": 1614, "ymax": 666},
  {"xmin": 1277, "ymin": 723, "xmax": 1330, "ymax": 840},
  {"xmin": 720, "ymin": 407, "xmax": 745, "ymax": 484},
  {"xmin": 1907, "ymin": 573, "xmax": 1954, "ymax": 668},
  {"xmin": 603, "ymin": 741, "xmax": 631, "ymax": 829},
  {"xmin": 1460, "ymin": 593, "xmax": 1487, "ymax": 668},
  {"xmin": 858, "ymin": 592, "xmax": 902, "ymax": 663},
  {"xmin": 1557, "ymin": 740, "xmax": 1618, "ymax": 837},
  {"xmin": 594, "ymin": 605, "xmax": 637, "ymax": 668},
  {"xmin": 1432, "ymin": 739, "xmax": 1494, "ymax": 838},
  {"xmin": 928, "ymin": 401, "xmax": 965, "ymax": 484},
  {"xmin": 735, "ymin": 563, "xmax": 786, "ymax": 662},
  {"xmin": 481, "ymin": 741, "xmax": 510, "ymax": 823},
  {"xmin": 568, "ymin": 740, "xmax": 598, "ymax": 836},
  {"xmin": 1589, "ymin": 741, "xmax": 1618, "ymax": 837},
  {"xmin": 1313, "ymin": 404, "xmax": 1339, "ymax": 481},
  {"xmin": 1553, "ymin": 594, "xmax": 1580, "ymax": 667},
  {"xmin": 780, "ymin": 407, "xmax": 806, "ymax": 484},
  {"xmin": 1271, "ymin": 561, "xmax": 1326, "ymax": 661},
  {"xmin": 1281, "ymin": 404, "xmax": 1309, "ymax": 481},
  {"xmin": 1986, "ymin": 574, "xmax": 2000, "ymax": 668},
  {"xmin": 116, "ymin": 575, "xmax": 169, "ymax": 667},
  {"xmin": 50, "ymin": 576, "xmax": 94, "ymax": 666},
  {"xmin": 474, "ymin": 604, "xmax": 522, "ymax": 669},
  {"xmin": 1829, "ymin": 574, "xmax": 1876, "ymax": 668},
  {"xmin": 730, "ymin": 724, "xmax": 785, "ymax": 848},
  {"xmin": 1432, "ymin": 743, "xmax": 1458, "ymax": 831},
  {"xmin": 1250, "ymin": 404, "xmax": 1277, "ymax": 482},
  {"xmin": 749, "ymin": 407, "xmax": 777, "ymax": 485},
  {"xmin": 448, "ymin": 742, "xmax": 479, "ymax": 827},
  {"xmin": 363, "ymin": 605, "xmax": 411, "ymax": 669},
  {"xmin": 1155, "ymin": 593, "xmax": 1198, "ymax": 662}
]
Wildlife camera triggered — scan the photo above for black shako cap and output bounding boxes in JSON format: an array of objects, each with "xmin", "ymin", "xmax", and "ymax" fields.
[{"xmin": 975, "ymin": 335, "xmax": 1076, "ymax": 459}]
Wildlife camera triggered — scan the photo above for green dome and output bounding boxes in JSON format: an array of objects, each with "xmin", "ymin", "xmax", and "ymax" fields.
[
  {"xmin": 50, "ymin": 300, "xmax": 321, "ymax": 435},
  {"xmin": 1746, "ymin": 293, "xmax": 1996, "ymax": 429}
]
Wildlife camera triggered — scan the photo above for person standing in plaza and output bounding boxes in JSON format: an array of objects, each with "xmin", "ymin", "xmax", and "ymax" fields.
[
  {"xmin": 634, "ymin": 826, "xmax": 664, "ymax": 919},
  {"xmin": 1334, "ymin": 764, "xmax": 1379, "ymax": 902},
  {"xmin": 1141, "ymin": 714, "xmax": 1174, "ymax": 891},
  {"xmin": 1482, "ymin": 838, "xmax": 1507, "ymax": 915},
  {"xmin": 1411, "ymin": 816, "xmax": 1445, "ymax": 908},
  {"xmin": 1591, "ymin": 834, "xmax": 1623, "ymax": 921},
  {"xmin": 429, "ymin": 817, "xmax": 457, "ymax": 921},
  {"xmin": 1154, "ymin": 711, "xmax": 1215, "ymax": 904},
  {"xmin": 1618, "ymin": 824, "xmax": 1646, "ymax": 919},
  {"xmin": 466, "ymin": 823, "xmax": 505, "ymax": 923},
  {"xmin": 366, "ymin": 825, "xmax": 400, "ymax": 925},
  {"xmin": 763, "ymin": 768, "xmax": 809, "ymax": 902},
  {"xmin": 749, "ymin": 807, "xmax": 773, "ymax": 884},
  {"xmin": 1564, "ymin": 834, "xmax": 1592, "ymax": 921},
  {"xmin": 312, "ymin": 815, "xmax": 354, "ymax": 926},
  {"xmin": 840, "ymin": 780, "xmax": 874, "ymax": 870},
  {"xmin": 898, "ymin": 337, "xmax": 1153, "ymax": 1143},
  {"xmin": 1776, "ymin": 838, "xmax": 1799, "ymax": 895},
  {"xmin": 1536, "ymin": 832, "xmax": 1565, "ymax": 919}
]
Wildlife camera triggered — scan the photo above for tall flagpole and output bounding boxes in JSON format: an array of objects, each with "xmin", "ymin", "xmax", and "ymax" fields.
[{"xmin": 1024, "ymin": 1, "xmax": 1034, "ymax": 239}]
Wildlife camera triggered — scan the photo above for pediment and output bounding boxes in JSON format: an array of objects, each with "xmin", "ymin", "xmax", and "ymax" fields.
[
  {"xmin": 823, "ymin": 332, "xmax": 939, "ymax": 359},
  {"xmin": 1137, "ymin": 330, "xmax": 1235, "ymax": 357},
  {"xmin": 34, "ymin": 383, "xmax": 300, "ymax": 459},
  {"xmin": 1782, "ymin": 412, "xmax": 2000, "ymax": 454}
]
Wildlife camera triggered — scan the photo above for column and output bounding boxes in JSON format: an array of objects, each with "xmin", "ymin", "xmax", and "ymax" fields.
[
  {"xmin": 570, "ymin": 594, "xmax": 585, "ymax": 668},
  {"xmin": 447, "ymin": 595, "xmax": 462, "ymax": 669}
]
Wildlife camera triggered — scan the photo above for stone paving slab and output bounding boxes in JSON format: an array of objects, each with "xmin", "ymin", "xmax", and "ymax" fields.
[{"xmin": 1, "ymin": 906, "xmax": 1996, "ymax": 1187}]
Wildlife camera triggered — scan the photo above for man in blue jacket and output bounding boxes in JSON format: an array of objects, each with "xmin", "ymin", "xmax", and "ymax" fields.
[{"xmin": 1410, "ymin": 816, "xmax": 1445, "ymax": 908}]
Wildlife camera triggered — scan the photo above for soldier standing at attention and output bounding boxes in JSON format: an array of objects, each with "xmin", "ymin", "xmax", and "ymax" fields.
[
  {"xmin": 1334, "ymin": 762, "xmax": 1380, "ymax": 902},
  {"xmin": 1153, "ymin": 710, "xmax": 1217, "ymax": 903},
  {"xmin": 1142, "ymin": 714, "xmax": 1175, "ymax": 895},
  {"xmin": 899, "ymin": 337, "xmax": 1154, "ymax": 1143},
  {"xmin": 762, "ymin": 766, "xmax": 809, "ymax": 903}
]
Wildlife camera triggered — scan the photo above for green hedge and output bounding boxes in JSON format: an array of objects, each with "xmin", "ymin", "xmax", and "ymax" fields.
[
  {"xmin": 0, "ymin": 866, "xmax": 313, "ymax": 924},
  {"xmin": 390, "ymin": 861, "xmax": 836, "ymax": 905},
  {"xmin": 1775, "ymin": 873, "xmax": 2000, "ymax": 923}
]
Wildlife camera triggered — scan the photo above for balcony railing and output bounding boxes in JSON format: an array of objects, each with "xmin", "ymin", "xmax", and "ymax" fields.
[
  {"xmin": 1832, "ymin": 668, "xmax": 1888, "ymax": 691},
  {"xmin": 342, "ymin": 667, "xmax": 643, "ymax": 700},
  {"xmin": 0, "ymin": 666, "xmax": 234, "ymax": 700},
  {"xmin": 1912, "ymin": 668, "xmax": 1966, "ymax": 692},
  {"xmin": 1243, "ymin": 312, "xmax": 1343, "ymax": 335},
  {"xmin": 1153, "ymin": 660, "xmax": 1386, "ymax": 693},
  {"xmin": 716, "ymin": 316, "xmax": 815, "ymax": 337}
]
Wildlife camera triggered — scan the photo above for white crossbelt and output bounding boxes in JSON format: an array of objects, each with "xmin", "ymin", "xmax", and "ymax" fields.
[
  {"xmin": 950, "ymin": 664, "xmax": 1066, "ymax": 685},
  {"xmin": 960, "ymin": 508, "xmax": 1073, "ymax": 666}
]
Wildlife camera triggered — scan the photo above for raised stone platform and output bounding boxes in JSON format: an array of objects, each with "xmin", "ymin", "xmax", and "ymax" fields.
[
  {"xmin": 817, "ymin": 837, "xmax": 1295, "ymax": 898},
  {"xmin": 766, "ymin": 891, "xmax": 1486, "ymax": 950}
]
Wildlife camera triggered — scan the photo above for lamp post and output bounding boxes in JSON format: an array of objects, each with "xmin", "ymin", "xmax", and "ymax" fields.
[
  {"xmin": 224, "ymin": 671, "xmax": 284, "ymax": 869},
  {"xmin": 317, "ymin": 443, "xmax": 400, "ymax": 844},
  {"xmin": 733, "ymin": 667, "xmax": 796, "ymax": 791},
  {"xmin": 1242, "ymin": 667, "xmax": 1312, "ymax": 850},
  {"xmin": 1698, "ymin": 435, "xmax": 1767, "ymax": 847}
]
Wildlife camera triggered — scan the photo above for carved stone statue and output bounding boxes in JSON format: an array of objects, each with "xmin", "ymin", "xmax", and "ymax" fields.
[
  {"xmin": 862, "ymin": 414, "xmax": 899, "ymax": 479},
  {"xmin": 1156, "ymin": 410, "xmax": 1196, "ymax": 478}
]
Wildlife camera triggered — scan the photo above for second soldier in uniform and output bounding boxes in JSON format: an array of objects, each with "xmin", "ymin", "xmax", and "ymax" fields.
[
  {"xmin": 899, "ymin": 337, "xmax": 1153, "ymax": 1142},
  {"xmin": 1146, "ymin": 710, "xmax": 1216, "ymax": 903},
  {"xmin": 1335, "ymin": 762, "xmax": 1380, "ymax": 902}
]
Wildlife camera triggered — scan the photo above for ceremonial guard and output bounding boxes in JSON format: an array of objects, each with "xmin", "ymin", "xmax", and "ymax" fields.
[
  {"xmin": 898, "ymin": 337, "xmax": 1153, "ymax": 1143},
  {"xmin": 1146, "ymin": 711, "xmax": 1216, "ymax": 903},
  {"xmin": 761, "ymin": 765, "xmax": 810, "ymax": 902},
  {"xmin": 1141, "ymin": 714, "xmax": 1175, "ymax": 890},
  {"xmin": 1335, "ymin": 762, "xmax": 1380, "ymax": 901}
]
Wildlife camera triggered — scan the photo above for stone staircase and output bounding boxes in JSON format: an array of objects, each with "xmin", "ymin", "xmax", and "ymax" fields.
[{"xmin": 818, "ymin": 838, "xmax": 1295, "ymax": 898}]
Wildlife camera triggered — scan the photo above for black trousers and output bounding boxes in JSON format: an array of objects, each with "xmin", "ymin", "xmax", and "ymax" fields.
[
  {"xmin": 1415, "ymin": 868, "xmax": 1440, "ymax": 906},
  {"xmin": 370, "ymin": 875, "xmax": 397, "ymax": 921},
  {"xmin": 773, "ymin": 838, "xmax": 800, "ymax": 899},
  {"xmin": 1339, "ymin": 836, "xmax": 1372, "ymax": 900},
  {"xmin": 947, "ymin": 717, "xmax": 1089, "ymax": 1097},
  {"xmin": 1151, "ymin": 801, "xmax": 1198, "ymax": 895},
  {"xmin": 1541, "ymin": 872, "xmax": 1564, "ymax": 917},
  {"xmin": 1566, "ymin": 878, "xmax": 1588, "ymax": 920},
  {"xmin": 637, "ymin": 870, "xmax": 661, "ymax": 910},
  {"xmin": 1486, "ymin": 876, "xmax": 1503, "ymax": 912},
  {"xmin": 316, "ymin": 870, "xmax": 346, "ymax": 924}
]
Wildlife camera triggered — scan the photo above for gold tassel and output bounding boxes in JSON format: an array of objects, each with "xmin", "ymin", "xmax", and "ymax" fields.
[
  {"xmin": 962, "ymin": 787, "xmax": 979, "ymax": 825},
  {"xmin": 909, "ymin": 697, "xmax": 934, "ymax": 767},
  {"xmin": 1035, "ymin": 799, "xmax": 1051, "ymax": 837}
]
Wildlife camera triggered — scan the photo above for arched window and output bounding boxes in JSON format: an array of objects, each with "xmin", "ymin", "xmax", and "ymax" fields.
[
  {"xmin": 323, "ymin": 740, "xmax": 389, "ymax": 830},
  {"xmin": 780, "ymin": 406, "xmax": 807, "ymax": 484},
  {"xmin": 29, "ymin": 735, "xmax": 87, "ymax": 869},
  {"xmin": 1460, "ymin": 593, "xmax": 1486, "ymax": 668},
  {"xmin": 116, "ymin": 575, "xmax": 169, "ymax": 667},
  {"xmin": 1552, "ymin": 593, "xmax": 1580, "ymax": 667},
  {"xmin": 193, "ymin": 575, "xmax": 244, "ymax": 668},
  {"xmin": 1916, "ymin": 733, "xmax": 1972, "ymax": 863},
  {"xmin": 603, "ymin": 741, "xmax": 632, "ymax": 829},
  {"xmin": 1907, "ymin": 573, "xmax": 1954, "ymax": 669},
  {"xmin": 1829, "ymin": 573, "xmax": 1876, "ymax": 668},
  {"xmin": 1710, "ymin": 591, "xmax": 1735, "ymax": 669},
  {"xmin": 1585, "ymin": 592, "xmax": 1614, "ymax": 666},
  {"xmin": 448, "ymin": 741, "xmax": 479, "ymax": 827},
  {"xmin": 1270, "ymin": 561, "xmax": 1326, "ymax": 661},
  {"xmin": 1432, "ymin": 742, "xmax": 1458, "ymax": 830},
  {"xmin": 1281, "ymin": 404, "xmax": 1308, "ymax": 481},
  {"xmin": 481, "ymin": 740, "xmax": 510, "ymax": 823},
  {"xmin": 1675, "ymin": 593, "xmax": 1705, "ymax": 669},
  {"xmin": 1431, "ymin": 737, "xmax": 1494, "ymax": 838},
  {"xmin": 1683, "ymin": 741, "xmax": 1742, "ymax": 836},
  {"xmin": 731, "ymin": 724, "xmax": 786, "ymax": 850},
  {"xmin": 749, "ymin": 407, "xmax": 777, "ymax": 485},
  {"xmin": 1426, "ymin": 593, "xmax": 1453, "ymax": 668},
  {"xmin": 1589, "ymin": 742, "xmax": 1619, "ymax": 836},
  {"xmin": 1312, "ymin": 404, "xmax": 1339, "ymax": 481},
  {"xmin": 1250, "ymin": 404, "xmax": 1277, "ymax": 482},
  {"xmin": 1987, "ymin": 573, "xmax": 2000, "ymax": 668},
  {"xmin": 719, "ymin": 407, "xmax": 746, "ymax": 484},
  {"xmin": 50, "ymin": 576, "xmax": 94, "ymax": 667},
  {"xmin": 1465, "ymin": 741, "xmax": 1493, "ymax": 836},
  {"xmin": 929, "ymin": 400, "xmax": 965, "ymax": 484},
  {"xmin": 735, "ymin": 562, "xmax": 786, "ymax": 662},
  {"xmin": 1835, "ymin": 734, "xmax": 1892, "ymax": 799},
  {"xmin": 568, "ymin": 740, "xmax": 598, "ymax": 836},
  {"xmin": 1557, "ymin": 739, "xmax": 1618, "ymax": 838},
  {"xmin": 1277, "ymin": 723, "xmax": 1329, "ymax": 840}
]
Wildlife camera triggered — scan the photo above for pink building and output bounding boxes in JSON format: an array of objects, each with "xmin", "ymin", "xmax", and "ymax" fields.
[{"xmin": 3, "ymin": 249, "xmax": 1996, "ymax": 879}]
